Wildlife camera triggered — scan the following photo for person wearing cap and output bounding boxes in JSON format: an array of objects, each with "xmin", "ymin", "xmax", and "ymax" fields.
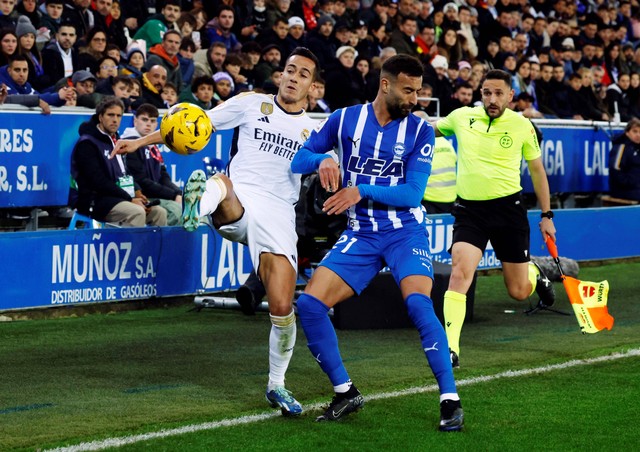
[
  {"xmin": 15, "ymin": 15, "xmax": 47, "ymax": 92},
  {"xmin": 308, "ymin": 14, "xmax": 337, "ymax": 67},
  {"xmin": 284, "ymin": 16, "xmax": 307, "ymax": 56},
  {"xmin": 254, "ymin": 43, "xmax": 282, "ymax": 88},
  {"xmin": 441, "ymin": 2, "xmax": 460, "ymax": 32},
  {"xmin": 120, "ymin": 47, "xmax": 146, "ymax": 78},
  {"xmin": 16, "ymin": 0, "xmax": 42, "ymax": 30},
  {"xmin": 71, "ymin": 69, "xmax": 97, "ymax": 95},
  {"xmin": 325, "ymin": 45, "xmax": 360, "ymax": 109}
]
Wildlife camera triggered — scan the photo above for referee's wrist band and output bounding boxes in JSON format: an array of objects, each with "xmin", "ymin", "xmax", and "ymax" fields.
[{"xmin": 540, "ymin": 211, "xmax": 554, "ymax": 219}]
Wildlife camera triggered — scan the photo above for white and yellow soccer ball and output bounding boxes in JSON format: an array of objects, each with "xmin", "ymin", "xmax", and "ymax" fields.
[{"xmin": 160, "ymin": 102, "xmax": 213, "ymax": 155}]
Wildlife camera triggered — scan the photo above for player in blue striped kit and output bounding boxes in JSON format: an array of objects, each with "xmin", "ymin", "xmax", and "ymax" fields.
[{"xmin": 291, "ymin": 55, "xmax": 463, "ymax": 430}]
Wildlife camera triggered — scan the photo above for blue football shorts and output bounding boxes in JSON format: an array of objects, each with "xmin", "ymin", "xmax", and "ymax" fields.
[{"xmin": 318, "ymin": 225, "xmax": 434, "ymax": 295}]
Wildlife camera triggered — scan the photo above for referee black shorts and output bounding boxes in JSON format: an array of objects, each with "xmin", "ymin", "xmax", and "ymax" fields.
[{"xmin": 450, "ymin": 192, "xmax": 530, "ymax": 264}]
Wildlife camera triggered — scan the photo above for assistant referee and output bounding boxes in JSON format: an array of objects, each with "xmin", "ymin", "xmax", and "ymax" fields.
[{"xmin": 433, "ymin": 69, "xmax": 557, "ymax": 367}]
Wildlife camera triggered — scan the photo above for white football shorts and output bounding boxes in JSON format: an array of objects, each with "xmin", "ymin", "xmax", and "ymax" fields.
[{"xmin": 216, "ymin": 184, "xmax": 298, "ymax": 272}]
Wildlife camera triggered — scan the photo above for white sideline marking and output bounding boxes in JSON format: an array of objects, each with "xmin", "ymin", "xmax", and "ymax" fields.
[{"xmin": 47, "ymin": 348, "xmax": 640, "ymax": 452}]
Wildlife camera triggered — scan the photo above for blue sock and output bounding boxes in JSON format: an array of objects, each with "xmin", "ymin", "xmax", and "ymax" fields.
[
  {"xmin": 405, "ymin": 293, "xmax": 457, "ymax": 395},
  {"xmin": 297, "ymin": 293, "xmax": 350, "ymax": 386}
]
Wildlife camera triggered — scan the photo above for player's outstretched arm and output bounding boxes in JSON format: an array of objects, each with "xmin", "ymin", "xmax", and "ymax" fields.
[{"xmin": 110, "ymin": 130, "xmax": 163, "ymax": 158}]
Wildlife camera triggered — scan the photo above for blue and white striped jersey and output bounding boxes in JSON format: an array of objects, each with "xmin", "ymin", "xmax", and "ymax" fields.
[{"xmin": 304, "ymin": 103, "xmax": 435, "ymax": 232}]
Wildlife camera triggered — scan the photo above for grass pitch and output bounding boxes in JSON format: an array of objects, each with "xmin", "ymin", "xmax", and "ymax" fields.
[{"xmin": 1, "ymin": 261, "xmax": 638, "ymax": 451}]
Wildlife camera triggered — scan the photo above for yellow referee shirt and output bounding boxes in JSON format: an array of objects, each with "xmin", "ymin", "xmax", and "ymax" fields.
[{"xmin": 436, "ymin": 106, "xmax": 541, "ymax": 201}]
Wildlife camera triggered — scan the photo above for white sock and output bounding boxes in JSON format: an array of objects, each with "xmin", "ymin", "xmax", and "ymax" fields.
[
  {"xmin": 199, "ymin": 177, "xmax": 226, "ymax": 217},
  {"xmin": 267, "ymin": 310, "xmax": 296, "ymax": 389},
  {"xmin": 334, "ymin": 381, "xmax": 353, "ymax": 394},
  {"xmin": 440, "ymin": 393, "xmax": 460, "ymax": 402}
]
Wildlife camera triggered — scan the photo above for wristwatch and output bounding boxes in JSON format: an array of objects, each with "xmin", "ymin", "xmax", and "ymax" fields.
[{"xmin": 540, "ymin": 211, "xmax": 554, "ymax": 219}]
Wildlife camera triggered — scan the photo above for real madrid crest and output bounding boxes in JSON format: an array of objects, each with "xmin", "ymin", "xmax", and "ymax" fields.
[
  {"xmin": 301, "ymin": 129, "xmax": 310, "ymax": 142},
  {"xmin": 260, "ymin": 102, "xmax": 274, "ymax": 115}
]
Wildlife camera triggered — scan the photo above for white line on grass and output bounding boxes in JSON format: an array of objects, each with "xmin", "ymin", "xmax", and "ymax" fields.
[{"xmin": 47, "ymin": 348, "xmax": 640, "ymax": 452}]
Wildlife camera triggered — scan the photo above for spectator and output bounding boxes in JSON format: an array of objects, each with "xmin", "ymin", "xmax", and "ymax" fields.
[
  {"xmin": 528, "ymin": 16, "xmax": 549, "ymax": 55},
  {"xmin": 441, "ymin": 2, "xmax": 460, "ymax": 31},
  {"xmin": 133, "ymin": 0, "xmax": 182, "ymax": 52},
  {"xmin": 358, "ymin": 18, "xmax": 386, "ymax": 60},
  {"xmin": 514, "ymin": 91, "xmax": 543, "ymax": 119},
  {"xmin": 222, "ymin": 52, "xmax": 249, "ymax": 94},
  {"xmin": 445, "ymin": 81, "xmax": 474, "ymax": 114},
  {"xmin": 177, "ymin": 11, "xmax": 198, "ymax": 43},
  {"xmin": 535, "ymin": 62, "xmax": 558, "ymax": 118},
  {"xmin": 606, "ymin": 73, "xmax": 632, "ymax": 122},
  {"xmin": 212, "ymin": 70, "xmax": 234, "ymax": 102},
  {"xmin": 266, "ymin": 0, "xmax": 293, "ymax": 29},
  {"xmin": 0, "ymin": 0, "xmax": 18, "ymax": 30},
  {"xmin": 388, "ymin": 14, "xmax": 419, "ymax": 58},
  {"xmin": 284, "ymin": 16, "xmax": 307, "ymax": 57},
  {"xmin": 193, "ymin": 41, "xmax": 226, "ymax": 79},
  {"xmin": 0, "ymin": 29, "xmax": 18, "ymax": 68},
  {"xmin": 130, "ymin": 77, "xmax": 142, "ymax": 100},
  {"xmin": 91, "ymin": 0, "xmax": 127, "ymax": 51},
  {"xmin": 205, "ymin": 5, "xmax": 242, "ymax": 53},
  {"xmin": 77, "ymin": 27, "xmax": 107, "ymax": 75},
  {"xmin": 95, "ymin": 55, "xmax": 118, "ymax": 81},
  {"xmin": 189, "ymin": 6, "xmax": 210, "ymax": 48},
  {"xmin": 254, "ymin": 43, "xmax": 281, "ymax": 88},
  {"xmin": 146, "ymin": 29, "xmax": 183, "ymax": 91},
  {"xmin": 609, "ymin": 118, "xmax": 640, "ymax": 201},
  {"xmin": 307, "ymin": 14, "xmax": 336, "ymax": 68},
  {"xmin": 178, "ymin": 74, "xmax": 216, "ymax": 109},
  {"xmin": 426, "ymin": 54, "xmax": 453, "ymax": 108},
  {"xmin": 0, "ymin": 54, "xmax": 72, "ymax": 113},
  {"xmin": 16, "ymin": 0, "xmax": 42, "ymax": 29},
  {"xmin": 15, "ymin": 16, "xmax": 46, "ymax": 92},
  {"xmin": 353, "ymin": 54, "xmax": 376, "ymax": 102},
  {"xmin": 120, "ymin": 47, "xmax": 146, "ymax": 78},
  {"xmin": 298, "ymin": 0, "xmax": 319, "ymax": 31},
  {"xmin": 603, "ymin": 42, "xmax": 629, "ymax": 86},
  {"xmin": 161, "ymin": 81, "xmax": 178, "ymax": 107},
  {"xmin": 120, "ymin": 0, "xmax": 150, "ymax": 37},
  {"xmin": 239, "ymin": 40, "xmax": 261, "ymax": 89},
  {"xmin": 306, "ymin": 76, "xmax": 330, "ymax": 112},
  {"xmin": 260, "ymin": 64, "xmax": 282, "ymax": 95},
  {"xmin": 122, "ymin": 103, "xmax": 183, "ymax": 225},
  {"xmin": 324, "ymin": 45, "xmax": 360, "ymax": 109},
  {"xmin": 412, "ymin": 82, "xmax": 437, "ymax": 117},
  {"xmin": 437, "ymin": 27, "xmax": 463, "ymax": 65},
  {"xmin": 62, "ymin": 0, "xmax": 95, "ymax": 43},
  {"xmin": 177, "ymin": 36, "xmax": 195, "ymax": 89},
  {"xmin": 70, "ymin": 97, "xmax": 167, "ymax": 227},
  {"xmin": 132, "ymin": 64, "xmax": 167, "ymax": 109},
  {"xmin": 245, "ymin": 0, "xmax": 268, "ymax": 41},
  {"xmin": 41, "ymin": 24, "xmax": 78, "ymax": 90},
  {"xmin": 257, "ymin": 17, "xmax": 289, "ymax": 54},
  {"xmin": 39, "ymin": 0, "xmax": 65, "ymax": 36}
]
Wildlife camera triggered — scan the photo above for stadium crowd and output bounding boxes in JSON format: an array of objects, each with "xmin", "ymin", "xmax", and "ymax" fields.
[{"xmin": 0, "ymin": 0, "xmax": 639, "ymax": 119}]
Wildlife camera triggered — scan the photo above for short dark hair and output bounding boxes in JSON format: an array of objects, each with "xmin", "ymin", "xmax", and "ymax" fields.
[
  {"xmin": 96, "ymin": 96, "xmax": 124, "ymax": 116},
  {"xmin": 287, "ymin": 47, "xmax": 321, "ymax": 81},
  {"xmin": 8, "ymin": 54, "xmax": 29, "ymax": 65},
  {"xmin": 163, "ymin": 29, "xmax": 182, "ymax": 41},
  {"xmin": 180, "ymin": 36, "xmax": 196, "ymax": 52},
  {"xmin": 484, "ymin": 69, "xmax": 512, "ymax": 88},
  {"xmin": 191, "ymin": 75, "xmax": 215, "ymax": 93},
  {"xmin": 381, "ymin": 54, "xmax": 424, "ymax": 79},
  {"xmin": 134, "ymin": 103, "xmax": 159, "ymax": 118},
  {"xmin": 163, "ymin": 0, "xmax": 182, "ymax": 9},
  {"xmin": 112, "ymin": 75, "xmax": 133, "ymax": 88}
]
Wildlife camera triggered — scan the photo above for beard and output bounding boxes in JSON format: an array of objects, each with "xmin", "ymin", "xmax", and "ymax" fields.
[{"xmin": 387, "ymin": 101, "xmax": 414, "ymax": 120}]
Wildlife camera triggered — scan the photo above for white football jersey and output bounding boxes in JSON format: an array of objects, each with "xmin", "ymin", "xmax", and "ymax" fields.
[{"xmin": 206, "ymin": 92, "xmax": 318, "ymax": 205}]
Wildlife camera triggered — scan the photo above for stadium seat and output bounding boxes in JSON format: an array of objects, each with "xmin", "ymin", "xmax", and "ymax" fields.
[{"xmin": 68, "ymin": 211, "xmax": 105, "ymax": 229}]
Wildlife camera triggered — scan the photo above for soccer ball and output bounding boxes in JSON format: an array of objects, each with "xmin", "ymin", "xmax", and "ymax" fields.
[{"xmin": 160, "ymin": 103, "xmax": 213, "ymax": 155}]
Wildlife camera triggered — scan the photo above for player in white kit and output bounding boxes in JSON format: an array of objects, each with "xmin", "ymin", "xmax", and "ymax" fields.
[{"xmin": 110, "ymin": 48, "xmax": 320, "ymax": 417}]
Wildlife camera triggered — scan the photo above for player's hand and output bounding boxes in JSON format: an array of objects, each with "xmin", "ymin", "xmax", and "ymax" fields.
[
  {"xmin": 111, "ymin": 139, "xmax": 141, "ymax": 158},
  {"xmin": 539, "ymin": 217, "xmax": 556, "ymax": 243},
  {"xmin": 318, "ymin": 157, "xmax": 341, "ymax": 193},
  {"xmin": 323, "ymin": 186, "xmax": 361, "ymax": 215}
]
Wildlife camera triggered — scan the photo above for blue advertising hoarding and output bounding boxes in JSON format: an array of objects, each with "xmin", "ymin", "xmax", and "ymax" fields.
[
  {"xmin": 0, "ymin": 110, "xmax": 625, "ymax": 208},
  {"xmin": 1, "ymin": 206, "xmax": 638, "ymax": 312}
]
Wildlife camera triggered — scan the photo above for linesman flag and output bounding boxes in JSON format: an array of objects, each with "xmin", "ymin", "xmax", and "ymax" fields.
[{"xmin": 545, "ymin": 236, "xmax": 614, "ymax": 334}]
